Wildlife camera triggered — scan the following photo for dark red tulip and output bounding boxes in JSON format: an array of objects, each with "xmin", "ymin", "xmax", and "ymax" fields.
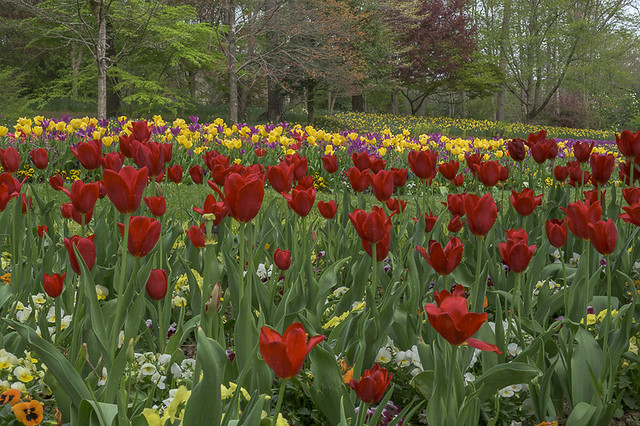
[
  {"xmin": 452, "ymin": 173, "xmax": 464, "ymax": 187},
  {"xmin": 186, "ymin": 224, "xmax": 206, "ymax": 248},
  {"xmin": 545, "ymin": 219, "xmax": 567, "ymax": 248},
  {"xmin": 589, "ymin": 153, "xmax": 615, "ymax": 186},
  {"xmin": 146, "ymin": 269, "xmax": 168, "ymax": 301},
  {"xmin": 49, "ymin": 174, "xmax": 65, "ymax": 191},
  {"xmin": 349, "ymin": 206, "xmax": 393, "ymax": 246},
  {"xmin": 416, "ymin": 237, "xmax": 464, "ymax": 276},
  {"xmin": 167, "ymin": 164, "xmax": 183, "ymax": 183},
  {"xmin": 424, "ymin": 212, "xmax": 437, "ymax": 232},
  {"xmin": 20, "ymin": 193, "xmax": 32, "ymax": 214},
  {"xmin": 623, "ymin": 188, "xmax": 640, "ymax": 205},
  {"xmin": 283, "ymin": 153, "xmax": 308, "ymax": 180},
  {"xmin": 391, "ymin": 167, "xmax": 408, "ymax": 187},
  {"xmin": 368, "ymin": 170, "xmax": 395, "ymax": 202},
  {"xmin": 267, "ymin": 162, "xmax": 294, "ymax": 193},
  {"xmin": 296, "ymin": 175, "xmax": 315, "ymax": 190},
  {"xmin": 498, "ymin": 229, "xmax": 536, "ymax": 273},
  {"xmin": 189, "ymin": 165, "xmax": 204, "ymax": 184},
  {"xmin": 259, "ymin": 322, "xmax": 325, "ymax": 379},
  {"xmin": 322, "ymin": 155, "xmax": 338, "ymax": 173},
  {"xmin": 447, "ymin": 215, "xmax": 465, "ymax": 233},
  {"xmin": 554, "ymin": 165, "xmax": 569, "ymax": 182},
  {"xmin": 569, "ymin": 170, "xmax": 591, "ymax": 187},
  {"xmin": 369, "ymin": 156, "xmax": 386, "ymax": 174},
  {"xmin": 209, "ymin": 172, "xmax": 265, "ymax": 223},
  {"xmin": 64, "ymin": 235, "xmax": 96, "ymax": 275},
  {"xmin": 317, "ymin": 200, "xmax": 338, "ymax": 219},
  {"xmin": 573, "ymin": 141, "xmax": 594, "ymax": 163},
  {"xmin": 438, "ymin": 160, "xmax": 459, "ymax": 180},
  {"xmin": 385, "ymin": 198, "xmax": 407, "ymax": 214},
  {"xmin": 620, "ymin": 201, "xmax": 640, "ymax": 227},
  {"xmin": 583, "ymin": 189, "xmax": 605, "ymax": 205},
  {"xmin": 352, "ymin": 152, "xmax": 372, "ymax": 171},
  {"xmin": 132, "ymin": 141, "xmax": 164, "ymax": 177},
  {"xmin": 444, "ymin": 193, "xmax": 466, "ymax": 217},
  {"xmin": 526, "ymin": 130, "xmax": 547, "ymax": 147},
  {"xmin": 616, "ymin": 130, "xmax": 640, "ymax": 158},
  {"xmin": 0, "ymin": 147, "xmax": 20, "ymax": 173},
  {"xmin": 71, "ymin": 140, "xmax": 102, "ymax": 170},
  {"xmin": 37, "ymin": 225, "xmax": 47, "ymax": 238},
  {"xmin": 144, "ymin": 196, "xmax": 166, "ymax": 217},
  {"xmin": 473, "ymin": 161, "xmax": 500, "ymax": 187},
  {"xmin": 507, "ymin": 138, "xmax": 526, "ymax": 161},
  {"xmin": 362, "ymin": 232, "xmax": 391, "ymax": 261},
  {"xmin": 425, "ymin": 284, "xmax": 501, "ymax": 353},
  {"xmin": 43, "ymin": 273, "xmax": 65, "ymax": 298},
  {"xmin": 118, "ymin": 134, "xmax": 135, "ymax": 158},
  {"xmin": 130, "ymin": 120, "xmax": 153, "ymax": 143},
  {"xmin": 499, "ymin": 165, "xmax": 509, "ymax": 182},
  {"xmin": 203, "ymin": 151, "xmax": 231, "ymax": 186},
  {"xmin": 619, "ymin": 157, "xmax": 640, "ymax": 184},
  {"xmin": 510, "ymin": 188, "xmax": 542, "ymax": 217},
  {"xmin": 102, "ymin": 166, "xmax": 149, "ymax": 214},
  {"xmin": 274, "ymin": 248, "xmax": 291, "ymax": 270},
  {"xmin": 464, "ymin": 193, "xmax": 497, "ymax": 236},
  {"xmin": 68, "ymin": 180, "xmax": 99, "ymax": 214},
  {"xmin": 283, "ymin": 185, "xmax": 316, "ymax": 217},
  {"xmin": 530, "ymin": 139, "xmax": 557, "ymax": 163},
  {"xmin": 346, "ymin": 167, "xmax": 370, "ymax": 192},
  {"xmin": 101, "ymin": 152, "xmax": 125, "ymax": 172},
  {"xmin": 408, "ymin": 150, "xmax": 437, "ymax": 181},
  {"xmin": 0, "ymin": 184, "xmax": 16, "ymax": 212},
  {"xmin": 349, "ymin": 363, "xmax": 393, "ymax": 404},
  {"xmin": 192, "ymin": 194, "xmax": 228, "ymax": 226},
  {"xmin": 254, "ymin": 148, "xmax": 266, "ymax": 158},
  {"xmin": 29, "ymin": 148, "xmax": 48, "ymax": 169},
  {"xmin": 563, "ymin": 200, "xmax": 602, "ymax": 240},
  {"xmin": 0, "ymin": 172, "xmax": 21, "ymax": 195},
  {"xmin": 61, "ymin": 202, "xmax": 93, "ymax": 225},
  {"xmin": 588, "ymin": 219, "xmax": 617, "ymax": 255},
  {"xmin": 161, "ymin": 143, "xmax": 173, "ymax": 164},
  {"xmin": 465, "ymin": 153, "xmax": 482, "ymax": 176},
  {"xmin": 118, "ymin": 216, "xmax": 161, "ymax": 257}
]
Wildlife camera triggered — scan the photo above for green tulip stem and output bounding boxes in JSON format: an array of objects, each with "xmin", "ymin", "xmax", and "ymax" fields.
[
  {"xmin": 515, "ymin": 272, "xmax": 525, "ymax": 347},
  {"xmin": 157, "ymin": 300, "xmax": 165, "ymax": 353},
  {"xmin": 271, "ymin": 379, "xmax": 287, "ymax": 426},
  {"xmin": 355, "ymin": 400, "xmax": 367, "ymax": 426},
  {"xmin": 55, "ymin": 295, "xmax": 62, "ymax": 343},
  {"xmin": 583, "ymin": 243, "xmax": 591, "ymax": 329},
  {"xmin": 604, "ymin": 256, "xmax": 613, "ymax": 338},
  {"xmin": 561, "ymin": 253, "xmax": 568, "ymax": 315},
  {"xmin": 471, "ymin": 235, "xmax": 484, "ymax": 313},
  {"xmin": 371, "ymin": 244, "xmax": 378, "ymax": 292},
  {"xmin": 111, "ymin": 213, "xmax": 130, "ymax": 355},
  {"xmin": 630, "ymin": 156, "xmax": 635, "ymax": 188},
  {"xmin": 239, "ymin": 222, "xmax": 246, "ymax": 302}
]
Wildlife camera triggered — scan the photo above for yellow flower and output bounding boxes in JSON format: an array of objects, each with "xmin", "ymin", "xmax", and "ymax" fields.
[
  {"xmin": 322, "ymin": 311, "xmax": 350, "ymax": 330},
  {"xmin": 580, "ymin": 314, "xmax": 596, "ymax": 325},
  {"xmin": 102, "ymin": 136, "xmax": 113, "ymax": 147},
  {"xmin": 13, "ymin": 366, "xmax": 33, "ymax": 383},
  {"xmin": 96, "ymin": 285, "xmax": 109, "ymax": 300}
]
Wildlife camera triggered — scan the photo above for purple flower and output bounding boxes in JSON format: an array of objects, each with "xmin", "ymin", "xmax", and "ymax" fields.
[
  {"xmin": 587, "ymin": 306, "xmax": 595, "ymax": 314},
  {"xmin": 167, "ymin": 322, "xmax": 177, "ymax": 338},
  {"xmin": 226, "ymin": 349, "xmax": 236, "ymax": 363}
]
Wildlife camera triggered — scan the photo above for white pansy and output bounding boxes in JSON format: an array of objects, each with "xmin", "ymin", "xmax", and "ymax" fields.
[
  {"xmin": 158, "ymin": 354, "xmax": 171, "ymax": 365},
  {"xmin": 332, "ymin": 287, "xmax": 348, "ymax": 298},
  {"xmin": 98, "ymin": 368, "xmax": 108, "ymax": 386},
  {"xmin": 31, "ymin": 293, "xmax": 46, "ymax": 308},
  {"xmin": 375, "ymin": 347, "xmax": 392, "ymax": 364},
  {"xmin": 464, "ymin": 372, "xmax": 476, "ymax": 384},
  {"xmin": 16, "ymin": 304, "xmax": 32, "ymax": 323},
  {"xmin": 61, "ymin": 315, "xmax": 72, "ymax": 330},
  {"xmin": 395, "ymin": 351, "xmax": 412, "ymax": 368},
  {"xmin": 256, "ymin": 263, "xmax": 273, "ymax": 280},
  {"xmin": 170, "ymin": 363, "xmax": 182, "ymax": 377},
  {"xmin": 507, "ymin": 343, "xmax": 522, "ymax": 357},
  {"xmin": 498, "ymin": 386, "xmax": 515, "ymax": 398},
  {"xmin": 14, "ymin": 366, "xmax": 33, "ymax": 383},
  {"xmin": 11, "ymin": 382, "xmax": 26, "ymax": 392},
  {"xmin": 139, "ymin": 363, "xmax": 157, "ymax": 376}
]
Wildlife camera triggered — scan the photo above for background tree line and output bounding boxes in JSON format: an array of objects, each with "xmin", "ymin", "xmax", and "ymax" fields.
[{"xmin": 0, "ymin": 0, "xmax": 638, "ymax": 130}]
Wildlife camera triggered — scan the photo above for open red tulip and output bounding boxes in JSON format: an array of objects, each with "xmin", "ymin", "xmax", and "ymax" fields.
[{"xmin": 259, "ymin": 322, "xmax": 325, "ymax": 379}]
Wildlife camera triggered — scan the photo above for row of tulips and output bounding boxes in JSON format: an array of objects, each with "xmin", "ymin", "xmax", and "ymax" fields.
[{"xmin": 0, "ymin": 119, "xmax": 639, "ymax": 425}]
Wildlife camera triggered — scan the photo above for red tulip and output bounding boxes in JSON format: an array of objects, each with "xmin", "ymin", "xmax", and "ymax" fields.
[
  {"xmin": 362, "ymin": 232, "xmax": 391, "ymax": 261},
  {"xmin": 620, "ymin": 201, "xmax": 640, "ymax": 227},
  {"xmin": 563, "ymin": 200, "xmax": 602, "ymax": 240},
  {"xmin": 391, "ymin": 167, "xmax": 408, "ymax": 187},
  {"xmin": 438, "ymin": 160, "xmax": 459, "ymax": 180},
  {"xmin": 424, "ymin": 212, "xmax": 437, "ymax": 232},
  {"xmin": 189, "ymin": 165, "xmax": 204, "ymax": 184},
  {"xmin": 322, "ymin": 155, "xmax": 338, "ymax": 173},
  {"xmin": 473, "ymin": 161, "xmax": 500, "ymax": 187},
  {"xmin": 616, "ymin": 130, "xmax": 640, "ymax": 158},
  {"xmin": 146, "ymin": 269, "xmax": 168, "ymax": 301},
  {"xmin": 573, "ymin": 141, "xmax": 594, "ymax": 163},
  {"xmin": 499, "ymin": 165, "xmax": 509, "ymax": 182},
  {"xmin": 100, "ymin": 152, "xmax": 124, "ymax": 172},
  {"xmin": 102, "ymin": 166, "xmax": 149, "ymax": 214},
  {"xmin": 167, "ymin": 164, "xmax": 183, "ymax": 183},
  {"xmin": 346, "ymin": 167, "xmax": 370, "ymax": 192},
  {"xmin": 510, "ymin": 188, "xmax": 542, "ymax": 217},
  {"xmin": 444, "ymin": 194, "xmax": 465, "ymax": 217},
  {"xmin": 385, "ymin": 198, "xmax": 407, "ymax": 214},
  {"xmin": 37, "ymin": 225, "xmax": 47, "ymax": 238},
  {"xmin": 20, "ymin": 193, "xmax": 32, "ymax": 214},
  {"xmin": 583, "ymin": 189, "xmax": 605, "ymax": 205},
  {"xmin": 118, "ymin": 216, "xmax": 161, "ymax": 257},
  {"xmin": 71, "ymin": 140, "xmax": 102, "ymax": 170},
  {"xmin": 161, "ymin": 143, "xmax": 173, "ymax": 164},
  {"xmin": 498, "ymin": 229, "xmax": 536, "ymax": 273},
  {"xmin": 186, "ymin": 224, "xmax": 206, "ymax": 248},
  {"xmin": 530, "ymin": 139, "xmax": 557, "ymax": 163},
  {"xmin": 465, "ymin": 153, "xmax": 482, "ymax": 176},
  {"xmin": 61, "ymin": 202, "xmax": 93, "ymax": 225},
  {"xmin": 464, "ymin": 193, "xmax": 497, "ymax": 236},
  {"xmin": 349, "ymin": 363, "xmax": 393, "ymax": 404},
  {"xmin": 507, "ymin": 138, "xmax": 526, "ymax": 161},
  {"xmin": 29, "ymin": 148, "xmax": 48, "ymax": 169},
  {"xmin": 130, "ymin": 120, "xmax": 153, "ymax": 143},
  {"xmin": 349, "ymin": 206, "xmax": 393, "ymax": 246},
  {"xmin": 368, "ymin": 170, "xmax": 395, "ymax": 202},
  {"xmin": 267, "ymin": 162, "xmax": 294, "ymax": 193},
  {"xmin": 425, "ymin": 284, "xmax": 500, "ymax": 353},
  {"xmin": 68, "ymin": 180, "xmax": 99, "ymax": 214},
  {"xmin": 274, "ymin": 248, "xmax": 291, "ymax": 270},
  {"xmin": 203, "ymin": 151, "xmax": 231, "ymax": 185},
  {"xmin": 623, "ymin": 188, "xmax": 640, "ymax": 205},
  {"xmin": 416, "ymin": 237, "xmax": 464, "ymax": 276},
  {"xmin": 408, "ymin": 150, "xmax": 437, "ymax": 181},
  {"xmin": 209, "ymin": 172, "xmax": 265, "ymax": 223},
  {"xmin": 64, "ymin": 235, "xmax": 96, "ymax": 275},
  {"xmin": 49, "ymin": 174, "xmax": 65, "ymax": 191},
  {"xmin": 0, "ymin": 184, "xmax": 16, "ymax": 212},
  {"xmin": 619, "ymin": 157, "xmax": 640, "ymax": 184},
  {"xmin": 452, "ymin": 173, "xmax": 465, "ymax": 187},
  {"xmin": 144, "ymin": 196, "xmax": 166, "ymax": 217},
  {"xmin": 283, "ymin": 153, "xmax": 308, "ymax": 180},
  {"xmin": 0, "ymin": 147, "xmax": 20, "ymax": 173},
  {"xmin": 447, "ymin": 215, "xmax": 465, "ymax": 233},
  {"xmin": 259, "ymin": 322, "xmax": 325, "ymax": 379},
  {"xmin": 283, "ymin": 185, "xmax": 316, "ymax": 217},
  {"xmin": 545, "ymin": 219, "xmax": 567, "ymax": 248},
  {"xmin": 589, "ymin": 153, "xmax": 615, "ymax": 186},
  {"xmin": 526, "ymin": 130, "xmax": 547, "ymax": 147},
  {"xmin": 588, "ymin": 219, "xmax": 617, "ymax": 255},
  {"xmin": 352, "ymin": 152, "xmax": 373, "ymax": 171},
  {"xmin": 43, "ymin": 273, "xmax": 65, "ymax": 298},
  {"xmin": 132, "ymin": 141, "xmax": 164, "ymax": 177},
  {"xmin": 254, "ymin": 148, "xmax": 266, "ymax": 157},
  {"xmin": 554, "ymin": 165, "xmax": 569, "ymax": 182},
  {"xmin": 296, "ymin": 175, "xmax": 315, "ymax": 190},
  {"xmin": 192, "ymin": 194, "xmax": 228, "ymax": 226},
  {"xmin": 317, "ymin": 200, "xmax": 338, "ymax": 219}
]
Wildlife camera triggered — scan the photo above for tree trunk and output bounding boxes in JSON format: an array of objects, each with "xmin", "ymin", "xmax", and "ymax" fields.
[
  {"xmin": 351, "ymin": 94, "xmax": 364, "ymax": 112},
  {"xmin": 461, "ymin": 92, "xmax": 467, "ymax": 118},
  {"xmin": 391, "ymin": 90, "xmax": 399, "ymax": 115},
  {"xmin": 70, "ymin": 43, "xmax": 82, "ymax": 99},
  {"xmin": 496, "ymin": 0, "xmax": 511, "ymax": 122},
  {"xmin": 328, "ymin": 91, "xmax": 336, "ymax": 116},
  {"xmin": 93, "ymin": 0, "xmax": 107, "ymax": 120},
  {"xmin": 106, "ymin": 17, "xmax": 119, "ymax": 118},
  {"xmin": 227, "ymin": 0, "xmax": 238, "ymax": 124},
  {"xmin": 307, "ymin": 83, "xmax": 316, "ymax": 124},
  {"xmin": 496, "ymin": 88, "xmax": 505, "ymax": 122},
  {"xmin": 267, "ymin": 81, "xmax": 284, "ymax": 122}
]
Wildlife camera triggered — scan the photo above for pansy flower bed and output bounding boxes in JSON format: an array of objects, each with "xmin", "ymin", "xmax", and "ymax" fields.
[{"xmin": 0, "ymin": 115, "xmax": 639, "ymax": 425}]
